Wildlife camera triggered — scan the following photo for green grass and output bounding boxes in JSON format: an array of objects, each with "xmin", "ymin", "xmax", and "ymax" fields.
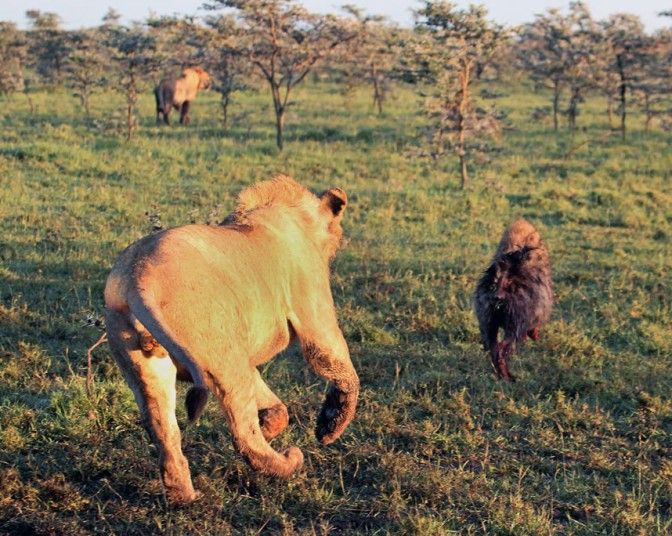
[{"xmin": 1, "ymin": 80, "xmax": 672, "ymax": 534}]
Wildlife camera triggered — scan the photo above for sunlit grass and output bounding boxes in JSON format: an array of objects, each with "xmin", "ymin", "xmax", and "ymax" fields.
[{"xmin": 1, "ymin": 80, "xmax": 671, "ymax": 533}]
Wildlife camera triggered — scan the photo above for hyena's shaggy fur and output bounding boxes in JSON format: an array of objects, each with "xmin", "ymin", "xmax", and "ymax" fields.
[{"xmin": 474, "ymin": 219, "xmax": 553, "ymax": 382}]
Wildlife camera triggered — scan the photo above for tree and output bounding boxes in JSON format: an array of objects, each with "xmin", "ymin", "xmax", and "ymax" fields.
[
  {"xmin": 101, "ymin": 8, "xmax": 122, "ymax": 28},
  {"xmin": 206, "ymin": 0, "xmax": 358, "ymax": 150},
  {"xmin": 518, "ymin": 9, "xmax": 572, "ymax": 131},
  {"xmin": 561, "ymin": 2, "xmax": 606, "ymax": 132},
  {"xmin": 654, "ymin": 12, "xmax": 672, "ymax": 130},
  {"xmin": 0, "ymin": 22, "xmax": 26, "ymax": 96},
  {"xmin": 519, "ymin": 3, "xmax": 605, "ymax": 133},
  {"xmin": 601, "ymin": 14, "xmax": 649, "ymax": 138},
  {"xmin": 335, "ymin": 7, "xmax": 403, "ymax": 115},
  {"xmin": 65, "ymin": 29, "xmax": 107, "ymax": 117},
  {"xmin": 25, "ymin": 10, "xmax": 71, "ymax": 87},
  {"xmin": 147, "ymin": 14, "xmax": 201, "ymax": 75},
  {"xmin": 633, "ymin": 29, "xmax": 672, "ymax": 132},
  {"xmin": 103, "ymin": 23, "xmax": 158, "ymax": 140},
  {"xmin": 199, "ymin": 15, "xmax": 250, "ymax": 130},
  {"xmin": 409, "ymin": 1, "xmax": 508, "ymax": 189}
]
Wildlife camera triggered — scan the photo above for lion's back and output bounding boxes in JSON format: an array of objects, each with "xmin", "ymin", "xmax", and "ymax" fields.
[{"xmin": 121, "ymin": 224, "xmax": 302, "ymax": 319}]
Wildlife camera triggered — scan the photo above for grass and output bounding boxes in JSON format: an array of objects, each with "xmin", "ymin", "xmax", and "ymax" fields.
[{"xmin": 1, "ymin": 79, "xmax": 671, "ymax": 534}]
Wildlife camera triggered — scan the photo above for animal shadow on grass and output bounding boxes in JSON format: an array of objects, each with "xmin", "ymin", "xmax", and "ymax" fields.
[
  {"xmin": 143, "ymin": 124, "xmax": 265, "ymax": 143},
  {"xmin": 1, "ymin": 246, "xmax": 108, "ymax": 364}
]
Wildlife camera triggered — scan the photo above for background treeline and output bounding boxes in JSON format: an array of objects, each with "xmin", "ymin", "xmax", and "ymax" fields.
[{"xmin": 1, "ymin": 0, "xmax": 671, "ymax": 186}]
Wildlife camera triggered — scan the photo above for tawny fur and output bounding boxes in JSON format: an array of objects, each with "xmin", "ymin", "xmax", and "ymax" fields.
[
  {"xmin": 154, "ymin": 67, "xmax": 211, "ymax": 125},
  {"xmin": 474, "ymin": 219, "xmax": 553, "ymax": 382},
  {"xmin": 104, "ymin": 175, "xmax": 358, "ymax": 505}
]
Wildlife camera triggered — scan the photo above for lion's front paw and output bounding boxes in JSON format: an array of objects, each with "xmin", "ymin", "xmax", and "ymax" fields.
[{"xmin": 316, "ymin": 386, "xmax": 357, "ymax": 445}]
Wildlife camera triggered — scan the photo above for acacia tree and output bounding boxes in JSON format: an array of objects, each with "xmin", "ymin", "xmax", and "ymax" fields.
[
  {"xmin": 103, "ymin": 23, "xmax": 158, "ymax": 140},
  {"xmin": 601, "ymin": 14, "xmax": 649, "ymax": 138},
  {"xmin": 25, "ymin": 10, "xmax": 71, "ymax": 87},
  {"xmin": 147, "ymin": 15, "xmax": 201, "ymax": 76},
  {"xmin": 102, "ymin": 7, "xmax": 122, "ymax": 27},
  {"xmin": 520, "ymin": 3, "xmax": 604, "ymax": 132},
  {"xmin": 562, "ymin": 2, "xmax": 606, "ymax": 132},
  {"xmin": 653, "ymin": 12, "xmax": 672, "ymax": 130},
  {"xmin": 634, "ymin": 29, "xmax": 672, "ymax": 132},
  {"xmin": 207, "ymin": 0, "xmax": 357, "ymax": 150},
  {"xmin": 65, "ymin": 29, "xmax": 107, "ymax": 117},
  {"xmin": 335, "ymin": 7, "xmax": 403, "ymax": 115},
  {"xmin": 410, "ymin": 1, "xmax": 507, "ymax": 189},
  {"xmin": 519, "ymin": 10, "xmax": 573, "ymax": 131},
  {"xmin": 0, "ymin": 23, "xmax": 26, "ymax": 96},
  {"xmin": 198, "ymin": 14, "xmax": 249, "ymax": 130}
]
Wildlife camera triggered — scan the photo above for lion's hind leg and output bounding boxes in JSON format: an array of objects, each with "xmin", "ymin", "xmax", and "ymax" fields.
[
  {"xmin": 207, "ymin": 369, "xmax": 303, "ymax": 478},
  {"xmin": 253, "ymin": 369, "xmax": 289, "ymax": 440},
  {"xmin": 105, "ymin": 309, "xmax": 198, "ymax": 505}
]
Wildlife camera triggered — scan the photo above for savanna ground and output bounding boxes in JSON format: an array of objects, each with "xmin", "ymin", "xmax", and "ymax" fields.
[{"xmin": 1, "ymin": 80, "xmax": 671, "ymax": 535}]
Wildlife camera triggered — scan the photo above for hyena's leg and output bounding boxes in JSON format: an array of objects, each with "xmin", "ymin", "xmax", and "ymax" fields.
[
  {"xmin": 252, "ymin": 369, "xmax": 289, "ymax": 440},
  {"xmin": 105, "ymin": 309, "xmax": 197, "ymax": 505},
  {"xmin": 485, "ymin": 322, "xmax": 503, "ymax": 379},
  {"xmin": 488, "ymin": 345, "xmax": 503, "ymax": 379},
  {"xmin": 292, "ymin": 308, "xmax": 359, "ymax": 445},
  {"xmin": 497, "ymin": 339, "xmax": 516, "ymax": 382},
  {"xmin": 207, "ymin": 369, "xmax": 303, "ymax": 478},
  {"xmin": 528, "ymin": 326, "xmax": 540, "ymax": 342}
]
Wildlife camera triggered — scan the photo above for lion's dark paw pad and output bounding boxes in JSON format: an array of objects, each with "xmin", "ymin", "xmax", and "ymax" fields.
[{"xmin": 316, "ymin": 403, "xmax": 345, "ymax": 444}]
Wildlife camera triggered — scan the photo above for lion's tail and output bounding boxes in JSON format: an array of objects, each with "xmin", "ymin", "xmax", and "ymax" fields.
[
  {"xmin": 127, "ymin": 290, "xmax": 210, "ymax": 425},
  {"xmin": 186, "ymin": 386, "xmax": 209, "ymax": 424}
]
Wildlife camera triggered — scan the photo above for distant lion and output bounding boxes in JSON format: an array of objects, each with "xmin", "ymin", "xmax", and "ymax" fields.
[
  {"xmin": 104, "ymin": 176, "xmax": 359, "ymax": 505},
  {"xmin": 154, "ymin": 66, "xmax": 211, "ymax": 125}
]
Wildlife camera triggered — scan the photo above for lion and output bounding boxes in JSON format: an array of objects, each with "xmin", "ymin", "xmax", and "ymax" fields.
[
  {"xmin": 104, "ymin": 175, "xmax": 359, "ymax": 505},
  {"xmin": 154, "ymin": 66, "xmax": 211, "ymax": 125}
]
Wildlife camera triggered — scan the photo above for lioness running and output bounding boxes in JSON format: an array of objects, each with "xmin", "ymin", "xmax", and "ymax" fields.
[{"xmin": 104, "ymin": 176, "xmax": 359, "ymax": 504}]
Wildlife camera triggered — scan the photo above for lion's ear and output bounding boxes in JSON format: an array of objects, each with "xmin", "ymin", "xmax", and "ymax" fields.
[{"xmin": 320, "ymin": 188, "xmax": 347, "ymax": 219}]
